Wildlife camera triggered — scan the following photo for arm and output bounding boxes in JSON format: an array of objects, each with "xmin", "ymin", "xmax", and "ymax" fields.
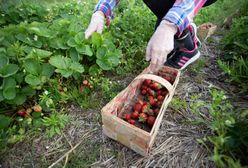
[
  {"xmin": 163, "ymin": 0, "xmax": 207, "ymax": 33},
  {"xmin": 94, "ymin": 0, "xmax": 121, "ymax": 25},
  {"xmin": 85, "ymin": 0, "xmax": 120, "ymax": 39}
]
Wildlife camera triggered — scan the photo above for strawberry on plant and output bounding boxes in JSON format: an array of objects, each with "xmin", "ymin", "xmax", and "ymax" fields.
[
  {"xmin": 59, "ymin": 85, "xmax": 63, "ymax": 92},
  {"xmin": 128, "ymin": 119, "xmax": 136, "ymax": 125},
  {"xmin": 33, "ymin": 105, "xmax": 42, "ymax": 112},
  {"xmin": 17, "ymin": 109, "xmax": 27, "ymax": 117},
  {"xmin": 139, "ymin": 113, "xmax": 148, "ymax": 123},
  {"xmin": 124, "ymin": 114, "xmax": 131, "ymax": 121},
  {"xmin": 131, "ymin": 111, "xmax": 139, "ymax": 119},
  {"xmin": 147, "ymin": 116, "xmax": 156, "ymax": 127},
  {"xmin": 83, "ymin": 80, "xmax": 89, "ymax": 86}
]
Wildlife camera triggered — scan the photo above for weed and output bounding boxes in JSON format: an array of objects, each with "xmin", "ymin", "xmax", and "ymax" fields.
[
  {"xmin": 42, "ymin": 113, "xmax": 69, "ymax": 138},
  {"xmin": 169, "ymin": 97, "xmax": 187, "ymax": 112},
  {"xmin": 190, "ymin": 89, "xmax": 248, "ymax": 167}
]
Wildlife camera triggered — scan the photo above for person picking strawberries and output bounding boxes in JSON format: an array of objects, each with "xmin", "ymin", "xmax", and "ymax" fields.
[{"xmin": 85, "ymin": 0, "xmax": 216, "ymax": 71}]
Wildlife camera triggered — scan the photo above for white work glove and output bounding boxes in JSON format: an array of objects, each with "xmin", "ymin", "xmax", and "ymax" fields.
[
  {"xmin": 146, "ymin": 20, "xmax": 177, "ymax": 72},
  {"xmin": 85, "ymin": 11, "xmax": 105, "ymax": 39}
]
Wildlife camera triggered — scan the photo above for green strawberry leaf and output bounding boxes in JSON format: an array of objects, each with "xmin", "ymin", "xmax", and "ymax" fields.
[
  {"xmin": 0, "ymin": 115, "xmax": 11, "ymax": 129},
  {"xmin": 0, "ymin": 55, "xmax": 8, "ymax": 68},
  {"xmin": 41, "ymin": 63, "xmax": 54, "ymax": 78},
  {"xmin": 70, "ymin": 62, "xmax": 84, "ymax": 73},
  {"xmin": 55, "ymin": 69, "xmax": 73, "ymax": 78},
  {"xmin": 21, "ymin": 86, "xmax": 36, "ymax": 96},
  {"xmin": 35, "ymin": 49, "xmax": 52, "ymax": 59},
  {"xmin": 70, "ymin": 48, "xmax": 81, "ymax": 62},
  {"xmin": 0, "ymin": 64, "xmax": 19, "ymax": 77},
  {"xmin": 84, "ymin": 45, "xmax": 93, "ymax": 56},
  {"xmin": 25, "ymin": 74, "xmax": 41, "ymax": 86},
  {"xmin": 74, "ymin": 32, "xmax": 84, "ymax": 44},
  {"xmin": 89, "ymin": 64, "xmax": 101, "ymax": 76},
  {"xmin": 49, "ymin": 55, "xmax": 71, "ymax": 69},
  {"xmin": 24, "ymin": 58, "xmax": 41, "ymax": 75},
  {"xmin": 3, "ymin": 77, "xmax": 16, "ymax": 89},
  {"xmin": 67, "ymin": 37, "xmax": 77, "ymax": 47},
  {"xmin": 96, "ymin": 47, "xmax": 107, "ymax": 59},
  {"xmin": 13, "ymin": 94, "xmax": 26, "ymax": 105},
  {"xmin": 0, "ymin": 91, "xmax": 4, "ymax": 102},
  {"xmin": 3, "ymin": 87, "xmax": 16, "ymax": 100},
  {"xmin": 96, "ymin": 59, "xmax": 112, "ymax": 70},
  {"xmin": 91, "ymin": 32, "xmax": 102, "ymax": 48}
]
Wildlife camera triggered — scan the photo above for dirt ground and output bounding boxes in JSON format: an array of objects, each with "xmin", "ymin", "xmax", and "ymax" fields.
[{"xmin": 1, "ymin": 31, "xmax": 247, "ymax": 168}]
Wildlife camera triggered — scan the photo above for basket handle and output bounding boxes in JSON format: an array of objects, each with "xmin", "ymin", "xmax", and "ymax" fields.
[{"xmin": 133, "ymin": 74, "xmax": 173, "ymax": 95}]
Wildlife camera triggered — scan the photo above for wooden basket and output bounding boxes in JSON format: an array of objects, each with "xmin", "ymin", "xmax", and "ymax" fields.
[{"xmin": 101, "ymin": 66, "xmax": 180, "ymax": 156}]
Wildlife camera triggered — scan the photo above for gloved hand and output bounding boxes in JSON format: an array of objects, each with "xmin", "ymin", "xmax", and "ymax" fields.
[
  {"xmin": 85, "ymin": 11, "xmax": 105, "ymax": 39},
  {"xmin": 146, "ymin": 20, "xmax": 177, "ymax": 72}
]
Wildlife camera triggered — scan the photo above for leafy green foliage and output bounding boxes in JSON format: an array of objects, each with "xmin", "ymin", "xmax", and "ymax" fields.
[
  {"xmin": 218, "ymin": 5, "xmax": 248, "ymax": 92},
  {"xmin": 0, "ymin": 1, "xmax": 121, "ymax": 106},
  {"xmin": 218, "ymin": 58, "xmax": 248, "ymax": 91},
  {"xmin": 190, "ymin": 90, "xmax": 248, "ymax": 167},
  {"xmin": 42, "ymin": 113, "xmax": 69, "ymax": 137}
]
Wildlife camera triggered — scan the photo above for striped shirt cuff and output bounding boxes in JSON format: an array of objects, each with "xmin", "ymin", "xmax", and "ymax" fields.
[
  {"xmin": 94, "ymin": 2, "xmax": 112, "ymax": 26},
  {"xmin": 163, "ymin": 9, "xmax": 189, "ymax": 34}
]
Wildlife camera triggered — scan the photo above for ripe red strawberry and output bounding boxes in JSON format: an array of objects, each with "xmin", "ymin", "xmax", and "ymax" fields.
[
  {"xmin": 152, "ymin": 82, "xmax": 162, "ymax": 91},
  {"xmin": 164, "ymin": 76, "xmax": 172, "ymax": 83},
  {"xmin": 33, "ymin": 105, "xmax": 42, "ymax": 112},
  {"xmin": 156, "ymin": 90, "xmax": 162, "ymax": 96},
  {"xmin": 154, "ymin": 108, "xmax": 160, "ymax": 115},
  {"xmin": 146, "ymin": 108, "xmax": 154, "ymax": 116},
  {"xmin": 161, "ymin": 90, "xmax": 168, "ymax": 96},
  {"xmin": 141, "ymin": 89, "xmax": 147, "ymax": 95},
  {"xmin": 128, "ymin": 119, "xmax": 136, "ymax": 125},
  {"xmin": 141, "ymin": 85, "xmax": 148, "ymax": 90},
  {"xmin": 138, "ymin": 100, "xmax": 144, "ymax": 105},
  {"xmin": 141, "ymin": 104, "xmax": 150, "ymax": 113},
  {"xmin": 17, "ymin": 109, "xmax": 27, "ymax": 117},
  {"xmin": 131, "ymin": 111, "xmax": 139, "ymax": 119},
  {"xmin": 156, "ymin": 101, "xmax": 163, "ymax": 108},
  {"xmin": 134, "ymin": 103, "xmax": 142, "ymax": 112},
  {"xmin": 83, "ymin": 80, "xmax": 89, "ymax": 86},
  {"xmin": 143, "ymin": 79, "xmax": 152, "ymax": 86},
  {"xmin": 147, "ymin": 88, "xmax": 155, "ymax": 96},
  {"xmin": 124, "ymin": 114, "xmax": 131, "ymax": 121},
  {"xmin": 139, "ymin": 113, "xmax": 148, "ymax": 123},
  {"xmin": 157, "ymin": 95, "xmax": 164, "ymax": 101},
  {"xmin": 148, "ymin": 96, "xmax": 157, "ymax": 106},
  {"xmin": 147, "ymin": 116, "xmax": 156, "ymax": 126}
]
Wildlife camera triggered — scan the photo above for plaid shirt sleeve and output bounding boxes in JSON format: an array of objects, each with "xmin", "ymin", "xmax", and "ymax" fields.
[
  {"xmin": 164, "ymin": 0, "xmax": 207, "ymax": 33},
  {"xmin": 94, "ymin": 0, "xmax": 120, "ymax": 25}
]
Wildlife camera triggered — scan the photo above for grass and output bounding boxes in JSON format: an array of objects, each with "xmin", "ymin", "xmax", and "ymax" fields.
[{"xmin": 195, "ymin": 0, "xmax": 247, "ymax": 25}]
